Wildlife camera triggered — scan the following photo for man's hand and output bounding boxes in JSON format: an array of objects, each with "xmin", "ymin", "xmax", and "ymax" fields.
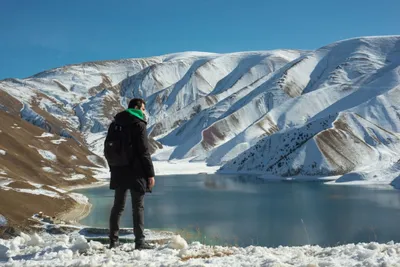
[{"xmin": 148, "ymin": 177, "xmax": 155, "ymax": 189}]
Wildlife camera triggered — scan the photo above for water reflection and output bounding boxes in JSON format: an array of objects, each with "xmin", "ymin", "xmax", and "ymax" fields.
[{"xmin": 76, "ymin": 174, "xmax": 400, "ymax": 247}]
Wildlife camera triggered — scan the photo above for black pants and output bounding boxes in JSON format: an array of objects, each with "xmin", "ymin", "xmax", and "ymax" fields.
[{"xmin": 109, "ymin": 187, "xmax": 145, "ymax": 245}]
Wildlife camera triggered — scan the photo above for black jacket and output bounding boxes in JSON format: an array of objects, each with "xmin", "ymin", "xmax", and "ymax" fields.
[{"xmin": 109, "ymin": 110, "xmax": 155, "ymax": 192}]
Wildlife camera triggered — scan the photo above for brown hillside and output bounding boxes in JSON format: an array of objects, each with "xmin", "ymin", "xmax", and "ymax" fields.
[
  {"xmin": 0, "ymin": 110, "xmax": 106, "ymax": 232},
  {"xmin": 0, "ymin": 111, "xmax": 101, "ymax": 186}
]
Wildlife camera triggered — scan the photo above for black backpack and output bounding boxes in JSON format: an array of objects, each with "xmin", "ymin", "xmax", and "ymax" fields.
[{"xmin": 104, "ymin": 121, "xmax": 134, "ymax": 167}]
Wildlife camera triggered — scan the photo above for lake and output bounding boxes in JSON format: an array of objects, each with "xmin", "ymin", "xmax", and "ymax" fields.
[{"xmin": 75, "ymin": 174, "xmax": 400, "ymax": 247}]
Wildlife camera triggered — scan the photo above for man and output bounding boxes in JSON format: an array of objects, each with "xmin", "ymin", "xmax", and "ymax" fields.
[{"xmin": 108, "ymin": 98, "xmax": 155, "ymax": 250}]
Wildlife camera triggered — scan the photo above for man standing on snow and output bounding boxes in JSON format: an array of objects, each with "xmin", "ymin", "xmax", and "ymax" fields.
[{"xmin": 107, "ymin": 98, "xmax": 155, "ymax": 250}]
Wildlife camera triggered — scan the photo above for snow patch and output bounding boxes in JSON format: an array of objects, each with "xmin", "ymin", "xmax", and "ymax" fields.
[
  {"xmin": 36, "ymin": 132, "xmax": 55, "ymax": 138},
  {"xmin": 47, "ymin": 185, "xmax": 67, "ymax": 194},
  {"xmin": 0, "ymin": 214, "xmax": 7, "ymax": 226},
  {"xmin": 42, "ymin": 167, "xmax": 59, "ymax": 173},
  {"xmin": 71, "ymin": 235, "xmax": 90, "ymax": 252},
  {"xmin": 51, "ymin": 138, "xmax": 67, "ymax": 144},
  {"xmin": 86, "ymin": 155, "xmax": 102, "ymax": 166},
  {"xmin": 168, "ymin": 235, "xmax": 188, "ymax": 249},
  {"xmin": 64, "ymin": 173, "xmax": 86, "ymax": 180},
  {"xmin": 0, "ymin": 178, "xmax": 12, "ymax": 186},
  {"xmin": 27, "ymin": 233, "xmax": 44, "ymax": 246},
  {"xmin": 0, "ymin": 149, "xmax": 6, "ymax": 156},
  {"xmin": 37, "ymin": 149, "xmax": 57, "ymax": 162},
  {"xmin": 1, "ymin": 186, "xmax": 61, "ymax": 199},
  {"xmin": 90, "ymin": 167, "xmax": 110, "ymax": 179},
  {"xmin": 27, "ymin": 182, "xmax": 42, "ymax": 188}
]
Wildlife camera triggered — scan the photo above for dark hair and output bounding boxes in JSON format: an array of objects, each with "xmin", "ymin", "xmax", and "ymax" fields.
[{"xmin": 128, "ymin": 98, "xmax": 146, "ymax": 109}]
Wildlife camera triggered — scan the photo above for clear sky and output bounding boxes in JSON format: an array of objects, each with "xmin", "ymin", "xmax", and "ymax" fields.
[{"xmin": 0, "ymin": 0, "xmax": 399, "ymax": 79}]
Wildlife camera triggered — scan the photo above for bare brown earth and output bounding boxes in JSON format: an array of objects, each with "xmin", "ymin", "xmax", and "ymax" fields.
[
  {"xmin": 0, "ymin": 187, "xmax": 75, "ymax": 227},
  {"xmin": 57, "ymin": 201, "xmax": 92, "ymax": 225},
  {"xmin": 7, "ymin": 181, "xmax": 37, "ymax": 189},
  {"xmin": 315, "ymin": 113, "xmax": 400, "ymax": 175},
  {"xmin": 0, "ymin": 111, "xmax": 100, "ymax": 185}
]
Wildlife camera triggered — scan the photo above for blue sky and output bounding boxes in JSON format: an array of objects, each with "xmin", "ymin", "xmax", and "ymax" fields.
[{"xmin": 0, "ymin": 0, "xmax": 399, "ymax": 79}]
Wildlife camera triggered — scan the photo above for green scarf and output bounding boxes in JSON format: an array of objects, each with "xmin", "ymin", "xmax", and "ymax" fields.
[{"xmin": 126, "ymin": 108, "xmax": 144, "ymax": 120}]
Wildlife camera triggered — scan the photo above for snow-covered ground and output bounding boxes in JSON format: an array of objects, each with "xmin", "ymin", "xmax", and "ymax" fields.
[
  {"xmin": 152, "ymin": 147, "xmax": 220, "ymax": 175},
  {"xmin": 0, "ymin": 230, "xmax": 399, "ymax": 266},
  {"xmin": 153, "ymin": 160, "xmax": 220, "ymax": 175}
]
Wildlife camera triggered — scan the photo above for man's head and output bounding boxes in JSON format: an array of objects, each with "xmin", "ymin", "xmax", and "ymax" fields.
[{"xmin": 128, "ymin": 98, "xmax": 146, "ymax": 112}]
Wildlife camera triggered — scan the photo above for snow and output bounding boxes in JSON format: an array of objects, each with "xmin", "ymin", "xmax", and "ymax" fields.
[
  {"xmin": 0, "ymin": 214, "xmax": 7, "ymax": 226},
  {"xmin": 153, "ymin": 160, "xmax": 220, "ymax": 175},
  {"xmin": 37, "ymin": 149, "xmax": 57, "ymax": 162},
  {"xmin": 27, "ymin": 182, "xmax": 42, "ymax": 188},
  {"xmin": 85, "ymin": 132, "xmax": 107, "ymax": 156},
  {"xmin": 47, "ymin": 186, "xmax": 67, "ymax": 194},
  {"xmin": 328, "ymin": 160, "xmax": 400, "ymax": 186},
  {"xmin": 86, "ymin": 155, "xmax": 103, "ymax": 167},
  {"xmin": 27, "ymin": 233, "xmax": 44, "ymax": 247},
  {"xmin": 50, "ymin": 139, "xmax": 67, "ymax": 144},
  {"xmin": 70, "ymin": 235, "xmax": 90, "ymax": 252},
  {"xmin": 0, "ymin": 150, "xmax": 5, "ymax": 156},
  {"xmin": 70, "ymin": 155, "xmax": 78, "ymax": 160},
  {"xmin": 151, "ymin": 145, "xmax": 176, "ymax": 161},
  {"xmin": 0, "ymin": 231, "xmax": 399, "ymax": 266},
  {"xmin": 36, "ymin": 132, "xmax": 55, "ymax": 138},
  {"xmin": 1, "ymin": 185, "xmax": 61, "ymax": 199},
  {"xmin": 64, "ymin": 173, "xmax": 86, "ymax": 181},
  {"xmin": 91, "ymin": 167, "xmax": 110, "ymax": 180},
  {"xmin": 168, "ymin": 235, "xmax": 188, "ymax": 250},
  {"xmin": 42, "ymin": 167, "xmax": 59, "ymax": 174},
  {"xmin": 0, "ymin": 179, "xmax": 12, "ymax": 186}
]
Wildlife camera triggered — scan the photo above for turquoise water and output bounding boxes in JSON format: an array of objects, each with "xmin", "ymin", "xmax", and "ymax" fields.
[{"xmin": 75, "ymin": 174, "xmax": 400, "ymax": 247}]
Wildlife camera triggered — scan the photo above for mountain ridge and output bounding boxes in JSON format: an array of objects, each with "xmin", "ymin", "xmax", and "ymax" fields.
[{"xmin": 1, "ymin": 35, "xmax": 399, "ymax": 186}]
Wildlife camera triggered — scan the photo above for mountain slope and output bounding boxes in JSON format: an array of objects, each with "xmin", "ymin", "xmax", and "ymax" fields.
[
  {"xmin": 0, "ymin": 36, "xmax": 399, "ymax": 191},
  {"xmin": 219, "ymin": 37, "xmax": 400, "ymax": 178}
]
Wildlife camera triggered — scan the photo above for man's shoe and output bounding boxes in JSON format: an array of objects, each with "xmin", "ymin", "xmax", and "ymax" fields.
[
  {"xmin": 109, "ymin": 240, "xmax": 120, "ymax": 249},
  {"xmin": 135, "ymin": 241, "xmax": 155, "ymax": 250}
]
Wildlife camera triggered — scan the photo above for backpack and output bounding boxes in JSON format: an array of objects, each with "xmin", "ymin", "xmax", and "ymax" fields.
[{"xmin": 104, "ymin": 121, "xmax": 134, "ymax": 167}]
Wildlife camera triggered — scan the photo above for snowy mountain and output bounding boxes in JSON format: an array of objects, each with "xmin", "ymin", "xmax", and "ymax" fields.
[
  {"xmin": 219, "ymin": 36, "xmax": 400, "ymax": 184},
  {"xmin": 1, "ymin": 36, "xmax": 400, "ymax": 190}
]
